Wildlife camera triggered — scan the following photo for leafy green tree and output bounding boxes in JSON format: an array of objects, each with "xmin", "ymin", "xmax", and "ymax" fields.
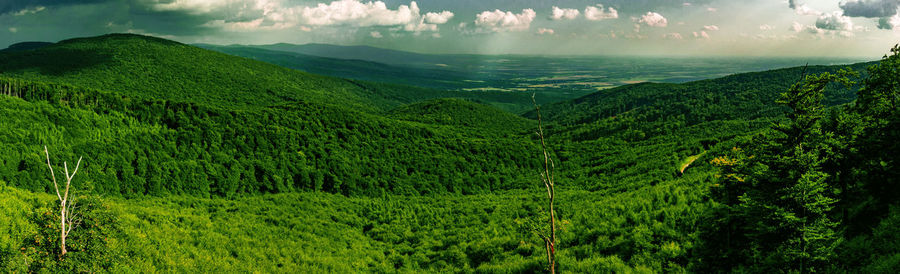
[
  {"xmin": 703, "ymin": 69, "xmax": 855, "ymax": 272},
  {"xmin": 848, "ymin": 45, "xmax": 900, "ymax": 225}
]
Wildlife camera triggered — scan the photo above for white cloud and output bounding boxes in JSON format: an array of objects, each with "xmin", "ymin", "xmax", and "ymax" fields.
[
  {"xmin": 181, "ymin": 0, "xmax": 453, "ymax": 33},
  {"xmin": 703, "ymin": 25, "xmax": 719, "ymax": 31},
  {"xmin": 692, "ymin": 31, "xmax": 710, "ymax": 39},
  {"xmin": 8, "ymin": 27, "xmax": 17, "ymax": 33},
  {"xmin": 707, "ymin": 7, "xmax": 717, "ymax": 12},
  {"xmin": 584, "ymin": 5, "xmax": 618, "ymax": 21},
  {"xmin": 791, "ymin": 21, "xmax": 826, "ymax": 38},
  {"xmin": 537, "ymin": 28, "xmax": 555, "ymax": 35},
  {"xmin": 637, "ymin": 12, "xmax": 667, "ymax": 27},
  {"xmin": 663, "ymin": 32, "xmax": 683, "ymax": 39},
  {"xmin": 760, "ymin": 24, "xmax": 775, "ymax": 31},
  {"xmin": 370, "ymin": 31, "xmax": 383, "ymax": 38},
  {"xmin": 795, "ymin": 5, "xmax": 823, "ymax": 16},
  {"xmin": 549, "ymin": 6, "xmax": 579, "ymax": 20},
  {"xmin": 474, "ymin": 9, "xmax": 536, "ymax": 32},
  {"xmin": 301, "ymin": 1, "xmax": 413, "ymax": 26},
  {"xmin": 424, "ymin": 11, "xmax": 453, "ymax": 24},
  {"xmin": 13, "ymin": 6, "xmax": 45, "ymax": 16},
  {"xmin": 788, "ymin": 0, "xmax": 823, "ymax": 16},
  {"xmin": 791, "ymin": 21, "xmax": 805, "ymax": 32},
  {"xmin": 816, "ymin": 11, "xmax": 854, "ymax": 31}
]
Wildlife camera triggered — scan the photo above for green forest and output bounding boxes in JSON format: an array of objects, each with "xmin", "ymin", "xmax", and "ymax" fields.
[{"xmin": 0, "ymin": 34, "xmax": 899, "ymax": 273}]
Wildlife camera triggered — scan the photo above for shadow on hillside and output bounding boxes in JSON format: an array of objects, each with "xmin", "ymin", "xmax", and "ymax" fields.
[{"xmin": 0, "ymin": 48, "xmax": 113, "ymax": 76}]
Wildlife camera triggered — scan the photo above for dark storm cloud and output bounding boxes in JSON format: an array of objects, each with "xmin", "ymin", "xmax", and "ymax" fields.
[
  {"xmin": 3, "ymin": 0, "xmax": 229, "ymax": 37},
  {"xmin": 839, "ymin": 0, "xmax": 899, "ymax": 18},
  {"xmin": 0, "ymin": 0, "xmax": 108, "ymax": 15},
  {"xmin": 788, "ymin": 0, "xmax": 798, "ymax": 9}
]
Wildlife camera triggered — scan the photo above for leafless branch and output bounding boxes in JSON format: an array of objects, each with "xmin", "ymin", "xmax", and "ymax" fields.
[
  {"xmin": 44, "ymin": 146, "xmax": 62, "ymax": 201},
  {"xmin": 532, "ymin": 94, "xmax": 558, "ymax": 274},
  {"xmin": 43, "ymin": 146, "xmax": 84, "ymax": 257}
]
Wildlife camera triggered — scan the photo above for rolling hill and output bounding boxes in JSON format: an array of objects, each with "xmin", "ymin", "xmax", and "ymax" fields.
[
  {"xmin": 0, "ymin": 34, "xmax": 466, "ymax": 111},
  {"xmin": 0, "ymin": 34, "xmax": 546, "ymax": 197}
]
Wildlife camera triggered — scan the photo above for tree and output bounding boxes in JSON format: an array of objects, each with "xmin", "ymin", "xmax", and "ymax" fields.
[
  {"xmin": 43, "ymin": 146, "xmax": 83, "ymax": 257},
  {"xmin": 844, "ymin": 45, "xmax": 900, "ymax": 227},
  {"xmin": 705, "ymin": 69, "xmax": 855, "ymax": 271},
  {"xmin": 532, "ymin": 94, "xmax": 558, "ymax": 273}
]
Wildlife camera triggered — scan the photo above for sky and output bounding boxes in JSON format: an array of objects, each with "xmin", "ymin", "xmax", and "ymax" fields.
[{"xmin": 1, "ymin": 0, "xmax": 899, "ymax": 57}]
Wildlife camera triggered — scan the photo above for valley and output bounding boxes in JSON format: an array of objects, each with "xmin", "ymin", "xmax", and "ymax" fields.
[{"xmin": 0, "ymin": 33, "xmax": 897, "ymax": 273}]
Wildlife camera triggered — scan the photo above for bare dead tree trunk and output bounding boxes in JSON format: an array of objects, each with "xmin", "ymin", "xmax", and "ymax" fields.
[
  {"xmin": 532, "ymin": 94, "xmax": 557, "ymax": 274},
  {"xmin": 43, "ymin": 146, "xmax": 83, "ymax": 257}
]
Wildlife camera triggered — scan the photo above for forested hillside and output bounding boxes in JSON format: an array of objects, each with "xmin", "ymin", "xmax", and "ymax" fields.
[
  {"xmin": 1, "ymin": 33, "xmax": 898, "ymax": 272},
  {"xmin": 0, "ymin": 34, "xmax": 472, "ymax": 111}
]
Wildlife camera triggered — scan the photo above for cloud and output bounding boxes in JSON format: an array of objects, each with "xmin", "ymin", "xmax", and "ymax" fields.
[
  {"xmin": 0, "ymin": 0, "xmax": 104, "ymax": 15},
  {"xmin": 788, "ymin": 0, "xmax": 823, "ymax": 16},
  {"xmin": 637, "ymin": 12, "xmax": 667, "ymax": 27},
  {"xmin": 203, "ymin": 18, "xmax": 270, "ymax": 31},
  {"xmin": 878, "ymin": 13, "xmax": 900, "ymax": 29},
  {"xmin": 692, "ymin": 31, "xmax": 710, "ymax": 39},
  {"xmin": 663, "ymin": 32, "xmax": 683, "ymax": 39},
  {"xmin": 8, "ymin": 27, "xmax": 17, "ymax": 33},
  {"xmin": 537, "ymin": 28, "xmax": 554, "ymax": 35},
  {"xmin": 790, "ymin": 21, "xmax": 823, "ymax": 34},
  {"xmin": 760, "ymin": 24, "xmax": 774, "ymax": 30},
  {"xmin": 586, "ymin": 0, "xmax": 713, "ymax": 13},
  {"xmin": 370, "ymin": 31, "xmax": 382, "ymax": 38},
  {"xmin": 424, "ymin": 11, "xmax": 453, "ymax": 24},
  {"xmin": 301, "ymin": 1, "xmax": 414, "ymax": 26},
  {"xmin": 816, "ymin": 11, "xmax": 854, "ymax": 31},
  {"xmin": 473, "ymin": 9, "xmax": 535, "ymax": 32},
  {"xmin": 13, "ymin": 6, "xmax": 46, "ymax": 16},
  {"xmin": 144, "ymin": 0, "xmax": 239, "ymax": 14},
  {"xmin": 584, "ymin": 5, "xmax": 618, "ymax": 21},
  {"xmin": 181, "ymin": 0, "xmax": 454, "ymax": 34},
  {"xmin": 707, "ymin": 7, "xmax": 717, "ymax": 12},
  {"xmin": 791, "ymin": 21, "xmax": 805, "ymax": 32},
  {"xmin": 703, "ymin": 25, "xmax": 719, "ymax": 31},
  {"xmin": 549, "ymin": 6, "xmax": 579, "ymax": 20},
  {"xmin": 839, "ymin": 0, "xmax": 899, "ymax": 18}
]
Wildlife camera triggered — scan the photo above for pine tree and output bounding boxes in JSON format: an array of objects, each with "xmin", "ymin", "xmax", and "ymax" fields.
[{"xmin": 706, "ymin": 69, "xmax": 855, "ymax": 272}]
